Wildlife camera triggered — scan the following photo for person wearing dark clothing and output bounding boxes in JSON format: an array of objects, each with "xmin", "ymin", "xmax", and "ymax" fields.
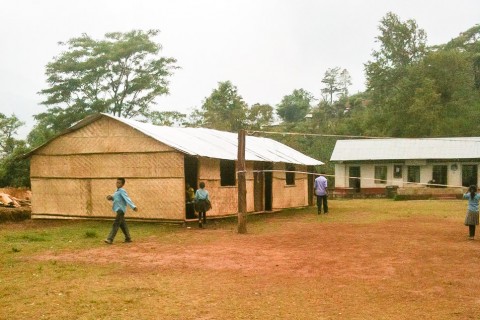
[
  {"xmin": 194, "ymin": 181, "xmax": 211, "ymax": 228},
  {"xmin": 463, "ymin": 185, "xmax": 480, "ymax": 240},
  {"xmin": 104, "ymin": 178, "xmax": 138, "ymax": 244},
  {"xmin": 314, "ymin": 173, "xmax": 328, "ymax": 214}
]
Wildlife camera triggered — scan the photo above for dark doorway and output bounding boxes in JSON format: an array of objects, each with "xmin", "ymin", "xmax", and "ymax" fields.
[
  {"xmin": 349, "ymin": 166, "xmax": 361, "ymax": 192},
  {"xmin": 253, "ymin": 162, "xmax": 264, "ymax": 212},
  {"xmin": 462, "ymin": 164, "xmax": 478, "ymax": 187},
  {"xmin": 432, "ymin": 165, "xmax": 448, "ymax": 187},
  {"xmin": 184, "ymin": 156, "xmax": 198, "ymax": 219},
  {"xmin": 264, "ymin": 162, "xmax": 273, "ymax": 211},
  {"xmin": 307, "ymin": 166, "xmax": 314, "ymax": 206}
]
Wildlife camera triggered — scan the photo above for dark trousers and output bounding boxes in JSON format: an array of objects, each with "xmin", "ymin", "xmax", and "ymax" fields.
[
  {"xmin": 107, "ymin": 210, "xmax": 131, "ymax": 241},
  {"xmin": 469, "ymin": 225, "xmax": 476, "ymax": 237},
  {"xmin": 198, "ymin": 211, "xmax": 206, "ymax": 224},
  {"xmin": 316, "ymin": 195, "xmax": 328, "ymax": 214}
]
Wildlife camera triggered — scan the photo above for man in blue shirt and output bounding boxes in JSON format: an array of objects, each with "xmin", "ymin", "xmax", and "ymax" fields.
[
  {"xmin": 104, "ymin": 178, "xmax": 138, "ymax": 244},
  {"xmin": 314, "ymin": 172, "xmax": 328, "ymax": 214}
]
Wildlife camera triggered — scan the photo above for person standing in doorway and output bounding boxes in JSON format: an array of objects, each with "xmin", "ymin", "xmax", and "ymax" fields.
[
  {"xmin": 195, "ymin": 181, "xmax": 211, "ymax": 228},
  {"xmin": 185, "ymin": 183, "xmax": 195, "ymax": 219},
  {"xmin": 314, "ymin": 172, "xmax": 328, "ymax": 214},
  {"xmin": 104, "ymin": 178, "xmax": 138, "ymax": 244},
  {"xmin": 463, "ymin": 185, "xmax": 480, "ymax": 240}
]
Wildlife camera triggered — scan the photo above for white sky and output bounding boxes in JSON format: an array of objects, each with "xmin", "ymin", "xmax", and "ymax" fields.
[{"xmin": 0, "ymin": 0, "xmax": 479, "ymax": 138}]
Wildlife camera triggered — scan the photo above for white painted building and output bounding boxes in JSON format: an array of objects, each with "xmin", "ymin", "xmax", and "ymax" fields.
[{"xmin": 330, "ymin": 138, "xmax": 480, "ymax": 195}]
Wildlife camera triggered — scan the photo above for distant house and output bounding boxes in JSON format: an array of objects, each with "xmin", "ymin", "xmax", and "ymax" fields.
[
  {"xmin": 25, "ymin": 113, "xmax": 323, "ymax": 221},
  {"xmin": 330, "ymin": 138, "xmax": 480, "ymax": 196}
]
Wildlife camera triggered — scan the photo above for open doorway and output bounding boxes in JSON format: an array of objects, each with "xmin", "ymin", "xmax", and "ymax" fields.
[
  {"xmin": 184, "ymin": 156, "xmax": 198, "ymax": 219},
  {"xmin": 264, "ymin": 162, "xmax": 273, "ymax": 211}
]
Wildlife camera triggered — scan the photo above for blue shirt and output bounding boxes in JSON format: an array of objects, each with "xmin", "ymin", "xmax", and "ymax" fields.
[
  {"xmin": 314, "ymin": 176, "xmax": 328, "ymax": 196},
  {"xmin": 112, "ymin": 188, "xmax": 136, "ymax": 213},
  {"xmin": 463, "ymin": 192, "xmax": 480, "ymax": 212},
  {"xmin": 195, "ymin": 188, "xmax": 209, "ymax": 201}
]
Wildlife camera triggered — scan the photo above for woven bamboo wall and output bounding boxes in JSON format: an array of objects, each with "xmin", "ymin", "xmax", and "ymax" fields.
[
  {"xmin": 31, "ymin": 152, "xmax": 183, "ymax": 178},
  {"xmin": 32, "ymin": 178, "xmax": 185, "ymax": 220},
  {"xmin": 195, "ymin": 160, "xmax": 256, "ymax": 216},
  {"xmin": 36, "ymin": 117, "xmax": 172, "ymax": 155},
  {"xmin": 271, "ymin": 163, "xmax": 309, "ymax": 209},
  {"xmin": 31, "ymin": 117, "xmax": 186, "ymax": 220}
]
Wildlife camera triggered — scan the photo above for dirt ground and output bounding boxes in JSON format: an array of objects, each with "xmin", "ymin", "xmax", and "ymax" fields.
[{"xmin": 23, "ymin": 205, "xmax": 480, "ymax": 319}]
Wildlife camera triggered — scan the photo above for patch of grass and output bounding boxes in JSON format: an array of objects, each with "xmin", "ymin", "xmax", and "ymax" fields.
[{"xmin": 84, "ymin": 230, "xmax": 98, "ymax": 238}]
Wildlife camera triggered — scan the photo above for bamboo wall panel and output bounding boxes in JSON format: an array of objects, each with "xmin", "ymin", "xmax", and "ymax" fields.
[
  {"xmin": 31, "ymin": 179, "xmax": 91, "ymax": 216},
  {"xmin": 91, "ymin": 178, "xmax": 185, "ymax": 220},
  {"xmin": 198, "ymin": 158, "xmax": 219, "ymax": 181},
  {"xmin": 32, "ymin": 178, "xmax": 185, "ymax": 220},
  {"xmin": 271, "ymin": 164, "xmax": 309, "ymax": 209},
  {"xmin": 37, "ymin": 118, "xmax": 173, "ymax": 155},
  {"xmin": 31, "ymin": 153, "xmax": 184, "ymax": 178}
]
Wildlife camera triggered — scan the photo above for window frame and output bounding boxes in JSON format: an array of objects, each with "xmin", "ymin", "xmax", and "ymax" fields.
[
  {"xmin": 220, "ymin": 159, "xmax": 236, "ymax": 186},
  {"xmin": 285, "ymin": 163, "xmax": 296, "ymax": 186},
  {"xmin": 374, "ymin": 165, "xmax": 388, "ymax": 184}
]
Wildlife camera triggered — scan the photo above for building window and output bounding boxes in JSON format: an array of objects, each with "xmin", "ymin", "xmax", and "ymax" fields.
[
  {"xmin": 432, "ymin": 165, "xmax": 448, "ymax": 187},
  {"xmin": 285, "ymin": 163, "xmax": 295, "ymax": 185},
  {"xmin": 407, "ymin": 166, "xmax": 420, "ymax": 183},
  {"xmin": 349, "ymin": 166, "xmax": 361, "ymax": 190},
  {"xmin": 220, "ymin": 160, "xmax": 236, "ymax": 186},
  {"xmin": 374, "ymin": 166, "xmax": 387, "ymax": 184},
  {"xmin": 393, "ymin": 165, "xmax": 403, "ymax": 179},
  {"xmin": 462, "ymin": 165, "xmax": 478, "ymax": 187}
]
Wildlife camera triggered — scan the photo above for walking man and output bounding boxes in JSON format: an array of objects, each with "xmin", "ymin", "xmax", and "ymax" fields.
[
  {"xmin": 104, "ymin": 178, "xmax": 138, "ymax": 244},
  {"xmin": 314, "ymin": 172, "xmax": 328, "ymax": 214}
]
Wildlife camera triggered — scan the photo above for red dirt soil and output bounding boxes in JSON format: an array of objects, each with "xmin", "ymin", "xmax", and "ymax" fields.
[{"xmin": 31, "ymin": 214, "xmax": 480, "ymax": 318}]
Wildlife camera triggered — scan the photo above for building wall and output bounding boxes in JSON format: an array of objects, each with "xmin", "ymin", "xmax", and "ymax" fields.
[
  {"xmin": 271, "ymin": 163, "xmax": 309, "ymax": 209},
  {"xmin": 31, "ymin": 117, "xmax": 185, "ymax": 220},
  {"xmin": 31, "ymin": 116, "xmax": 314, "ymax": 220},
  {"xmin": 335, "ymin": 161, "xmax": 480, "ymax": 190}
]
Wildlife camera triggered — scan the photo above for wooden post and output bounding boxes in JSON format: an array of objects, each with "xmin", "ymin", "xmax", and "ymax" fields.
[{"xmin": 237, "ymin": 129, "xmax": 247, "ymax": 234}]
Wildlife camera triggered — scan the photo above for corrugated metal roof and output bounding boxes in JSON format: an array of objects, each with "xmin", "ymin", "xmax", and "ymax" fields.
[
  {"xmin": 26, "ymin": 113, "xmax": 323, "ymax": 166},
  {"xmin": 111, "ymin": 114, "xmax": 322, "ymax": 165},
  {"xmin": 330, "ymin": 138, "xmax": 480, "ymax": 161}
]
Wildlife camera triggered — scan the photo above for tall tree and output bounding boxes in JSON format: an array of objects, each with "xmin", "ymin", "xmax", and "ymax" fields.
[
  {"xmin": 276, "ymin": 89, "xmax": 313, "ymax": 122},
  {"xmin": 196, "ymin": 81, "xmax": 248, "ymax": 132},
  {"xmin": 0, "ymin": 113, "xmax": 24, "ymax": 157},
  {"xmin": 321, "ymin": 67, "xmax": 341, "ymax": 104},
  {"xmin": 36, "ymin": 29, "xmax": 178, "ymax": 137},
  {"xmin": 320, "ymin": 68, "xmax": 352, "ymax": 104},
  {"xmin": 365, "ymin": 12, "xmax": 427, "ymax": 102}
]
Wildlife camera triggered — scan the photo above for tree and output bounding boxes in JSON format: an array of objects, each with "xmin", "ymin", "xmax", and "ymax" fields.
[
  {"xmin": 276, "ymin": 89, "xmax": 313, "ymax": 122},
  {"xmin": 246, "ymin": 103, "xmax": 273, "ymax": 130},
  {"xmin": 196, "ymin": 81, "xmax": 248, "ymax": 131},
  {"xmin": 37, "ymin": 29, "xmax": 178, "ymax": 136},
  {"xmin": 0, "ymin": 141, "xmax": 30, "ymax": 188},
  {"xmin": 321, "ymin": 67, "xmax": 341, "ymax": 104},
  {"xmin": 321, "ymin": 67, "xmax": 352, "ymax": 104},
  {"xmin": 0, "ymin": 113, "xmax": 24, "ymax": 157},
  {"xmin": 148, "ymin": 110, "xmax": 187, "ymax": 126},
  {"xmin": 365, "ymin": 12, "xmax": 427, "ymax": 102},
  {"xmin": 338, "ymin": 69, "xmax": 352, "ymax": 98}
]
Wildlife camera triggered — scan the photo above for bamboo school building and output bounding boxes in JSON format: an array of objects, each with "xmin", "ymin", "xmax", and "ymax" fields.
[{"xmin": 26, "ymin": 113, "xmax": 323, "ymax": 221}]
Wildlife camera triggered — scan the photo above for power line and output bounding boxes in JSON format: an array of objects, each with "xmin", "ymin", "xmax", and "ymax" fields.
[{"xmin": 248, "ymin": 130, "xmax": 480, "ymax": 143}]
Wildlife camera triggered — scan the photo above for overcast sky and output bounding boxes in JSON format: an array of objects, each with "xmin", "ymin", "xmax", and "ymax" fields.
[{"xmin": 1, "ymin": 0, "xmax": 479, "ymax": 138}]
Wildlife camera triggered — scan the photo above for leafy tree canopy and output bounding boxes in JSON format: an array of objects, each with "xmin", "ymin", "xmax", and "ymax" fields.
[
  {"xmin": 195, "ymin": 81, "xmax": 249, "ymax": 132},
  {"xmin": 276, "ymin": 89, "xmax": 313, "ymax": 122},
  {"xmin": 0, "ymin": 113, "xmax": 24, "ymax": 157},
  {"xmin": 35, "ymin": 29, "xmax": 178, "ymax": 144}
]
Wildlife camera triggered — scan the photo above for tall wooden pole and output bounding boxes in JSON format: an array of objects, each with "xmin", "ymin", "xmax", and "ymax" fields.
[{"xmin": 237, "ymin": 129, "xmax": 247, "ymax": 234}]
